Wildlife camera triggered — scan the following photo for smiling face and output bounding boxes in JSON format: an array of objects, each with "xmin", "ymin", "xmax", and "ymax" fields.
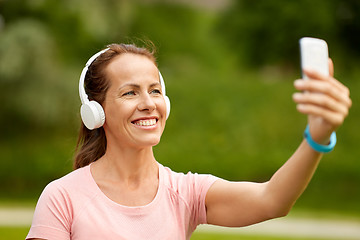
[{"xmin": 102, "ymin": 53, "xmax": 167, "ymax": 149}]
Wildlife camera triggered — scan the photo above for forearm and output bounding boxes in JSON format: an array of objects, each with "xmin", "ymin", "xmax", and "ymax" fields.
[{"xmin": 264, "ymin": 139, "xmax": 323, "ymax": 216}]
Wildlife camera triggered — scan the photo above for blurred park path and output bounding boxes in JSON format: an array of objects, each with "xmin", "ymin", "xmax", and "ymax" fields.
[
  {"xmin": 197, "ymin": 217, "xmax": 360, "ymax": 239},
  {"xmin": 0, "ymin": 207, "xmax": 33, "ymax": 227},
  {"xmin": 1, "ymin": 207, "xmax": 359, "ymax": 239}
]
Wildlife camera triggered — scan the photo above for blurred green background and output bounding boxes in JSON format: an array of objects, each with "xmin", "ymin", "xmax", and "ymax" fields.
[{"xmin": 0, "ymin": 0, "xmax": 359, "ymax": 221}]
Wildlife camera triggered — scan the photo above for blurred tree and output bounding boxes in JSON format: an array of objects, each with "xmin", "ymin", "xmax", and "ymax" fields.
[
  {"xmin": 217, "ymin": 0, "xmax": 360, "ymax": 68},
  {"xmin": 0, "ymin": 19, "xmax": 63, "ymax": 132},
  {"xmin": 335, "ymin": 0, "xmax": 360, "ymax": 59}
]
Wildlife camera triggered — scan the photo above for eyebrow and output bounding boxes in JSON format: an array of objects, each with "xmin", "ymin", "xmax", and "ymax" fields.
[{"xmin": 118, "ymin": 82, "xmax": 161, "ymax": 91}]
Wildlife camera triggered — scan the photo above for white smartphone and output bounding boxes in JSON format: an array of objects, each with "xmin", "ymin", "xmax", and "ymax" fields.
[{"xmin": 299, "ymin": 37, "xmax": 329, "ymax": 79}]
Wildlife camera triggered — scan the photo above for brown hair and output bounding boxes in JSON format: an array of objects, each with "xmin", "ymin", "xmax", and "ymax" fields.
[{"xmin": 74, "ymin": 43, "xmax": 157, "ymax": 169}]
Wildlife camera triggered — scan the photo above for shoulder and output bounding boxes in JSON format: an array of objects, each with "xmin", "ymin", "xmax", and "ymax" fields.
[
  {"xmin": 160, "ymin": 164, "xmax": 219, "ymax": 198},
  {"xmin": 39, "ymin": 165, "xmax": 96, "ymax": 204},
  {"xmin": 45, "ymin": 165, "xmax": 88, "ymax": 190},
  {"xmin": 33, "ymin": 165, "xmax": 99, "ymax": 222},
  {"xmin": 27, "ymin": 167, "xmax": 92, "ymax": 238}
]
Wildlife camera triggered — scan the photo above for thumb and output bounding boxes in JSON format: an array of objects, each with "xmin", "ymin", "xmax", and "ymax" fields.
[{"xmin": 329, "ymin": 58, "xmax": 334, "ymax": 77}]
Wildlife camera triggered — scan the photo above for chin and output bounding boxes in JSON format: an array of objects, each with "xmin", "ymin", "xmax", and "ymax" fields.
[{"xmin": 133, "ymin": 135, "xmax": 162, "ymax": 148}]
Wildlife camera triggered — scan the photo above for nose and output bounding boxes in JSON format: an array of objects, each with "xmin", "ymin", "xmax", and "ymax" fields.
[{"xmin": 137, "ymin": 93, "xmax": 156, "ymax": 113}]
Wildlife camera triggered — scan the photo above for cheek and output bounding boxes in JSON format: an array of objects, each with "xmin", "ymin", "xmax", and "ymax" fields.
[
  {"xmin": 104, "ymin": 101, "xmax": 134, "ymax": 124},
  {"xmin": 157, "ymin": 98, "xmax": 168, "ymax": 117}
]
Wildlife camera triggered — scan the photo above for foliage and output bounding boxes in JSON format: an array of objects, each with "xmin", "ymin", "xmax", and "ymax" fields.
[{"xmin": 217, "ymin": 0, "xmax": 360, "ymax": 68}]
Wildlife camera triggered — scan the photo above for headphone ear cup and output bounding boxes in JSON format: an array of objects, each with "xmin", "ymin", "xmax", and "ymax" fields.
[
  {"xmin": 80, "ymin": 100, "xmax": 105, "ymax": 130},
  {"xmin": 164, "ymin": 96, "xmax": 170, "ymax": 119}
]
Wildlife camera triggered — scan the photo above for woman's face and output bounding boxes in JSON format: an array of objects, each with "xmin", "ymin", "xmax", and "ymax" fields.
[{"xmin": 102, "ymin": 53, "xmax": 167, "ymax": 149}]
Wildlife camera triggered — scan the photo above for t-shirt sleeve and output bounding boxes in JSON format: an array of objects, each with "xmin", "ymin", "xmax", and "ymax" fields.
[
  {"xmin": 186, "ymin": 172, "xmax": 219, "ymax": 229},
  {"xmin": 26, "ymin": 180, "xmax": 72, "ymax": 240}
]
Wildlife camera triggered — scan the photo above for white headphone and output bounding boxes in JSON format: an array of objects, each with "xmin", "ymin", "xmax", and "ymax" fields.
[{"xmin": 79, "ymin": 48, "xmax": 170, "ymax": 130}]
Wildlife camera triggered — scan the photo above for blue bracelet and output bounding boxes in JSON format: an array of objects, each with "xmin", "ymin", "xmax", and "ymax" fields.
[{"xmin": 304, "ymin": 125, "xmax": 337, "ymax": 153}]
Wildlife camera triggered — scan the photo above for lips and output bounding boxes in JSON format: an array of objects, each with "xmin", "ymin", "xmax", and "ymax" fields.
[{"xmin": 131, "ymin": 118, "xmax": 158, "ymax": 127}]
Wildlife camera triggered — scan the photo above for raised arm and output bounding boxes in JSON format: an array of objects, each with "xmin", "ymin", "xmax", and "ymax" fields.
[{"xmin": 205, "ymin": 59, "xmax": 352, "ymax": 227}]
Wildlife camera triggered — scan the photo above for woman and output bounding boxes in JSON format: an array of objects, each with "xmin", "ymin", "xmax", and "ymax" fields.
[{"xmin": 26, "ymin": 43, "xmax": 351, "ymax": 239}]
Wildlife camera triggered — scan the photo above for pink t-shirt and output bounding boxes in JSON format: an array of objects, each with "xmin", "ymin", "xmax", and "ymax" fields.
[{"xmin": 26, "ymin": 163, "xmax": 218, "ymax": 240}]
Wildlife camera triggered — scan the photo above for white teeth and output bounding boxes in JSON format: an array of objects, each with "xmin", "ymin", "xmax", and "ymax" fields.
[{"xmin": 134, "ymin": 119, "xmax": 157, "ymax": 126}]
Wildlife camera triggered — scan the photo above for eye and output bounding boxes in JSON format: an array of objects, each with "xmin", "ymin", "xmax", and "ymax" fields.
[
  {"xmin": 122, "ymin": 91, "xmax": 136, "ymax": 96},
  {"xmin": 150, "ymin": 89, "xmax": 162, "ymax": 95}
]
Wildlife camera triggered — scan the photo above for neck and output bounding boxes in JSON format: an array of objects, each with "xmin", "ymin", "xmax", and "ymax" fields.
[{"xmin": 95, "ymin": 144, "xmax": 157, "ymax": 183}]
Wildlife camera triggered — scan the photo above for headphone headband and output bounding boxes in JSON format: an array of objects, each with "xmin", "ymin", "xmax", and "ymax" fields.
[{"xmin": 79, "ymin": 48, "xmax": 110, "ymax": 105}]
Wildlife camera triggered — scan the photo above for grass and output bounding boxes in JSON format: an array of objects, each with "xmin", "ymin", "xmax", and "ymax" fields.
[
  {"xmin": 192, "ymin": 232, "xmax": 330, "ymax": 240},
  {"xmin": 0, "ymin": 227, "xmax": 331, "ymax": 240},
  {"xmin": 0, "ymin": 227, "xmax": 30, "ymax": 240}
]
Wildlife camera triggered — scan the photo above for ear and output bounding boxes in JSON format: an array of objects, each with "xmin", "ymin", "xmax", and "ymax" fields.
[{"xmin": 80, "ymin": 101, "xmax": 105, "ymax": 130}]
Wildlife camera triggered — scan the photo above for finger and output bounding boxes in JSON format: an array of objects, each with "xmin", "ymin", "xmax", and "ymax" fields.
[
  {"xmin": 296, "ymin": 104, "xmax": 345, "ymax": 127},
  {"xmin": 294, "ymin": 80, "xmax": 352, "ymax": 107},
  {"xmin": 303, "ymin": 70, "xmax": 350, "ymax": 96},
  {"xmin": 303, "ymin": 69, "xmax": 329, "ymax": 80},
  {"xmin": 293, "ymin": 92, "xmax": 349, "ymax": 117}
]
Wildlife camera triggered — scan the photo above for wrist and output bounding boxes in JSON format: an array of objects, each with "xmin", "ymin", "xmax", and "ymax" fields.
[{"xmin": 304, "ymin": 125, "xmax": 337, "ymax": 153}]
